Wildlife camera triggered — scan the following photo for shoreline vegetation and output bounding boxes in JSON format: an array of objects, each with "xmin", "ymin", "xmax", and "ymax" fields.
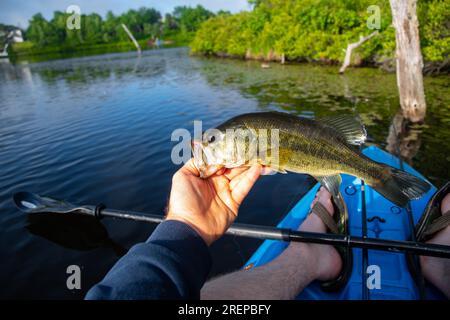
[
  {"xmin": 3, "ymin": 1, "xmax": 449, "ymax": 75},
  {"xmin": 5, "ymin": 5, "xmax": 214, "ymax": 62},
  {"xmin": 190, "ymin": 0, "xmax": 449, "ymax": 75},
  {"xmin": 8, "ymin": 35, "xmax": 189, "ymax": 61}
]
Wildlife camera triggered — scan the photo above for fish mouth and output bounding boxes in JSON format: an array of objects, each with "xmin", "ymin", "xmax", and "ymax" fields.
[
  {"xmin": 191, "ymin": 139, "xmax": 204, "ymax": 172},
  {"xmin": 191, "ymin": 139, "xmax": 209, "ymax": 178},
  {"xmin": 191, "ymin": 139, "xmax": 222, "ymax": 178}
]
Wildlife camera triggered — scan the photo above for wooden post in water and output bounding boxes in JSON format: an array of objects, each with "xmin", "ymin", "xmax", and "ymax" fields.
[
  {"xmin": 389, "ymin": 0, "xmax": 426, "ymax": 122},
  {"xmin": 121, "ymin": 24, "xmax": 141, "ymax": 54}
]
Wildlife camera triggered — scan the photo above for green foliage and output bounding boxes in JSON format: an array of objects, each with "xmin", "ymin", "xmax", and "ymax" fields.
[
  {"xmin": 191, "ymin": 0, "xmax": 449, "ymax": 64},
  {"xmin": 25, "ymin": 7, "xmax": 163, "ymax": 47},
  {"xmin": 418, "ymin": 0, "xmax": 450, "ymax": 62},
  {"xmin": 10, "ymin": 39, "xmax": 147, "ymax": 56},
  {"xmin": 191, "ymin": 12, "xmax": 253, "ymax": 56},
  {"xmin": 173, "ymin": 5, "xmax": 215, "ymax": 32},
  {"xmin": 17, "ymin": 5, "xmax": 214, "ymax": 56}
]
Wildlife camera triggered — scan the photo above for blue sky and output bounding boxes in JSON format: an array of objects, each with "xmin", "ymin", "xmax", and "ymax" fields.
[{"xmin": 0, "ymin": 0, "xmax": 251, "ymax": 28}]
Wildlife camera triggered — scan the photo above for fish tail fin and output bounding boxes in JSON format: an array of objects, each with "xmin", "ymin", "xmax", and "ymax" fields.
[{"xmin": 368, "ymin": 166, "xmax": 431, "ymax": 207}]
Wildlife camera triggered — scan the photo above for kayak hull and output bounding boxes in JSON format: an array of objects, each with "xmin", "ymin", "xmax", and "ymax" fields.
[{"xmin": 245, "ymin": 146, "xmax": 446, "ymax": 300}]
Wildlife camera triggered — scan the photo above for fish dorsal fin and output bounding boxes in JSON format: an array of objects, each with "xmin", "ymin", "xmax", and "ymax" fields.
[{"xmin": 319, "ymin": 115, "xmax": 367, "ymax": 146}]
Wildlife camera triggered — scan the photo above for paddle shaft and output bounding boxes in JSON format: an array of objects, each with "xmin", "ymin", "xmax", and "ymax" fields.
[{"xmin": 82, "ymin": 206, "xmax": 450, "ymax": 259}]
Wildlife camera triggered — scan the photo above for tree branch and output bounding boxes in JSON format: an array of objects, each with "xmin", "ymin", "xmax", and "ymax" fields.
[
  {"xmin": 339, "ymin": 31, "xmax": 378, "ymax": 74},
  {"xmin": 121, "ymin": 24, "xmax": 141, "ymax": 54}
]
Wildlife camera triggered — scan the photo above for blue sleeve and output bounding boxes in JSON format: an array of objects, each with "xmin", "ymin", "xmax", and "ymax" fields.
[{"xmin": 85, "ymin": 220, "xmax": 212, "ymax": 300}]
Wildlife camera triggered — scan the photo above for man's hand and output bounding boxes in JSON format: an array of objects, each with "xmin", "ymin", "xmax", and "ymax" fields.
[{"xmin": 166, "ymin": 160, "xmax": 261, "ymax": 246}]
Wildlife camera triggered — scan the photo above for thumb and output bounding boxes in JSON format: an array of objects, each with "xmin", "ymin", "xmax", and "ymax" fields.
[{"xmin": 230, "ymin": 164, "xmax": 261, "ymax": 206}]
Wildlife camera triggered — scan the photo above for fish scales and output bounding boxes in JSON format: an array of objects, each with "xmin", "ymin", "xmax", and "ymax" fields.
[{"xmin": 194, "ymin": 112, "xmax": 430, "ymax": 207}]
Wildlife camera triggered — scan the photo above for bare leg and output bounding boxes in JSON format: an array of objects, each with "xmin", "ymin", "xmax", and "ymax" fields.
[
  {"xmin": 420, "ymin": 193, "xmax": 450, "ymax": 298},
  {"xmin": 201, "ymin": 188, "xmax": 342, "ymax": 300}
]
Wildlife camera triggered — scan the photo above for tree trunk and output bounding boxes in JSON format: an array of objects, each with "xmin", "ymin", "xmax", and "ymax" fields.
[{"xmin": 389, "ymin": 0, "xmax": 426, "ymax": 122}]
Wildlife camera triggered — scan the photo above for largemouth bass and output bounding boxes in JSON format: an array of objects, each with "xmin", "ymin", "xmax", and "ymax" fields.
[{"xmin": 192, "ymin": 111, "xmax": 430, "ymax": 207}]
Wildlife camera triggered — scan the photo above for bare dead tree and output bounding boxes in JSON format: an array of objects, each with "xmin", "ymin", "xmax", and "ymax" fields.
[
  {"xmin": 339, "ymin": 31, "xmax": 379, "ymax": 74},
  {"xmin": 121, "ymin": 24, "xmax": 141, "ymax": 54},
  {"xmin": 389, "ymin": 0, "xmax": 426, "ymax": 122}
]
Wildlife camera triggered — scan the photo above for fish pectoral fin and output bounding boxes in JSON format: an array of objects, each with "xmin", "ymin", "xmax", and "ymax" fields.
[
  {"xmin": 260, "ymin": 167, "xmax": 277, "ymax": 175},
  {"xmin": 274, "ymin": 168, "xmax": 288, "ymax": 174},
  {"xmin": 319, "ymin": 115, "xmax": 367, "ymax": 146},
  {"xmin": 260, "ymin": 164, "xmax": 287, "ymax": 175},
  {"xmin": 314, "ymin": 174, "xmax": 348, "ymax": 218},
  {"xmin": 314, "ymin": 174, "xmax": 342, "ymax": 197}
]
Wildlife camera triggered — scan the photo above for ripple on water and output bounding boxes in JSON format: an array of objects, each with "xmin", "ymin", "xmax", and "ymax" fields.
[{"xmin": 0, "ymin": 47, "xmax": 448, "ymax": 299}]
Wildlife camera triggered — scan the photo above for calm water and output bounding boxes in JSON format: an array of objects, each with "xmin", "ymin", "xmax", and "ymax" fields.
[{"xmin": 0, "ymin": 48, "xmax": 448, "ymax": 299}]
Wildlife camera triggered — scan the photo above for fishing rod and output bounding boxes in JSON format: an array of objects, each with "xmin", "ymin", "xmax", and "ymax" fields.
[{"xmin": 13, "ymin": 192, "xmax": 450, "ymax": 259}]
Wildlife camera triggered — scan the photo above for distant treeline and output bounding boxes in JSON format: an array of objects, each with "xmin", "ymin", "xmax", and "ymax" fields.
[
  {"xmin": 21, "ymin": 5, "xmax": 220, "ymax": 48},
  {"xmin": 191, "ymin": 0, "xmax": 449, "ymax": 69}
]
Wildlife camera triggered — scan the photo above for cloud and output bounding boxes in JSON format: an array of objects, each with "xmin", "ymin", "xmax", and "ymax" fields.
[{"xmin": 0, "ymin": 0, "xmax": 251, "ymax": 28}]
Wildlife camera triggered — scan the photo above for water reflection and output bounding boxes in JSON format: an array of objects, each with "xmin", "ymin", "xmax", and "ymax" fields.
[
  {"xmin": 0, "ymin": 51, "xmax": 167, "ymax": 88},
  {"xmin": 0, "ymin": 48, "xmax": 448, "ymax": 298},
  {"xmin": 0, "ymin": 59, "xmax": 34, "ymax": 86},
  {"xmin": 386, "ymin": 112, "xmax": 423, "ymax": 165},
  {"xmin": 27, "ymin": 212, "xmax": 127, "ymax": 256}
]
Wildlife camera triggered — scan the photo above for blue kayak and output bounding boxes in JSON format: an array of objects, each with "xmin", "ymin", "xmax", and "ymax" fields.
[{"xmin": 245, "ymin": 145, "xmax": 446, "ymax": 300}]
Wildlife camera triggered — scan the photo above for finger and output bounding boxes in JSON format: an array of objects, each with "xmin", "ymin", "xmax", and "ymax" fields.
[
  {"xmin": 180, "ymin": 158, "xmax": 200, "ymax": 176},
  {"xmin": 260, "ymin": 166, "xmax": 275, "ymax": 175},
  {"xmin": 214, "ymin": 167, "xmax": 227, "ymax": 176},
  {"xmin": 181, "ymin": 159, "xmax": 222, "ymax": 178},
  {"xmin": 211, "ymin": 173, "xmax": 231, "ymax": 196},
  {"xmin": 202, "ymin": 165, "xmax": 223, "ymax": 178},
  {"xmin": 229, "ymin": 166, "xmax": 256, "ymax": 190},
  {"xmin": 230, "ymin": 164, "xmax": 261, "ymax": 205},
  {"xmin": 229, "ymin": 168, "xmax": 250, "ymax": 190},
  {"xmin": 224, "ymin": 166, "xmax": 249, "ymax": 180}
]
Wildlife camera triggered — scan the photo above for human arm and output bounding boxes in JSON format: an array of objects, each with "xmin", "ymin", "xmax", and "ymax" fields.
[{"xmin": 86, "ymin": 160, "xmax": 261, "ymax": 300}]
